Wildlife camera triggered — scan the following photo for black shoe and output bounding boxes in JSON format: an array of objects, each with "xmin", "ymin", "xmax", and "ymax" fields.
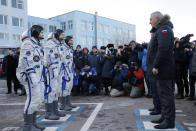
[
  {"xmin": 148, "ymin": 108, "xmax": 155, "ymax": 111},
  {"xmin": 146, "ymin": 94, "xmax": 152, "ymax": 98},
  {"xmin": 176, "ymin": 95, "xmax": 184, "ymax": 99},
  {"xmin": 150, "ymin": 111, "xmax": 161, "ymax": 115},
  {"xmin": 175, "ymin": 94, "xmax": 180, "ymax": 98},
  {"xmin": 185, "ymin": 94, "xmax": 189, "ymax": 97},
  {"xmin": 194, "ymin": 102, "xmax": 196, "ymax": 106},
  {"xmin": 151, "ymin": 117, "xmax": 164, "ymax": 124},
  {"xmin": 6, "ymin": 92, "xmax": 11, "ymax": 94},
  {"xmin": 14, "ymin": 91, "xmax": 18, "ymax": 94},
  {"xmin": 186, "ymin": 97, "xmax": 195, "ymax": 101},
  {"xmin": 154, "ymin": 120, "xmax": 175, "ymax": 129}
]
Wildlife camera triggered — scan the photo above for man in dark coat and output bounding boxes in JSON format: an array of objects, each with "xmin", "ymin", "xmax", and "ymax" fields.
[
  {"xmin": 3, "ymin": 49, "xmax": 20, "ymax": 94},
  {"xmin": 147, "ymin": 11, "xmax": 175, "ymax": 129},
  {"xmin": 73, "ymin": 45, "xmax": 88, "ymax": 95},
  {"xmin": 88, "ymin": 46, "xmax": 102, "ymax": 91},
  {"xmin": 100, "ymin": 44, "xmax": 116, "ymax": 95}
]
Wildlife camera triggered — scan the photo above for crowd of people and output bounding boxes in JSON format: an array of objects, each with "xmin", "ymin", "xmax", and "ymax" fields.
[{"xmin": 1, "ymin": 11, "xmax": 196, "ymax": 130}]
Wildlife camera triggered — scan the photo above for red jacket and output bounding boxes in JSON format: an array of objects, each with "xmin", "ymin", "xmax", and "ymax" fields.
[{"xmin": 128, "ymin": 68, "xmax": 144, "ymax": 88}]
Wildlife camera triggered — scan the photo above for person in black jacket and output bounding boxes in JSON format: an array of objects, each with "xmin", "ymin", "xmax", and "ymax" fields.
[
  {"xmin": 174, "ymin": 41, "xmax": 189, "ymax": 99},
  {"xmin": 101, "ymin": 44, "xmax": 116, "ymax": 95},
  {"xmin": 147, "ymin": 11, "xmax": 175, "ymax": 129},
  {"xmin": 3, "ymin": 49, "xmax": 20, "ymax": 94},
  {"xmin": 88, "ymin": 46, "xmax": 102, "ymax": 91},
  {"xmin": 125, "ymin": 41, "xmax": 139, "ymax": 67},
  {"xmin": 73, "ymin": 45, "xmax": 88, "ymax": 95}
]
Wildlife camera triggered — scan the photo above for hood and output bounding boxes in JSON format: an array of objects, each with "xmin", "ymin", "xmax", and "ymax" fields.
[
  {"xmin": 154, "ymin": 14, "xmax": 173, "ymax": 29},
  {"xmin": 150, "ymin": 14, "xmax": 173, "ymax": 33}
]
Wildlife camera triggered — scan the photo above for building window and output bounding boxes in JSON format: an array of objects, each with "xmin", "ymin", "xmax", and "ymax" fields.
[
  {"xmin": 104, "ymin": 25, "xmax": 109, "ymax": 34},
  {"xmin": 18, "ymin": 0, "xmax": 23, "ymax": 9},
  {"xmin": 113, "ymin": 27, "xmax": 118, "ymax": 35},
  {"xmin": 1, "ymin": 0, "xmax": 7, "ymax": 6},
  {"xmin": 126, "ymin": 30, "xmax": 129, "ymax": 38},
  {"xmin": 97, "ymin": 38, "xmax": 103, "ymax": 46},
  {"xmin": 28, "ymin": 22, "xmax": 31, "ymax": 29},
  {"xmin": 12, "ymin": 0, "xmax": 23, "ymax": 9},
  {"xmin": 12, "ymin": 17, "xmax": 23, "ymax": 27},
  {"xmin": 68, "ymin": 20, "xmax": 73, "ymax": 30},
  {"xmin": 89, "ymin": 37, "xmax": 94, "ymax": 45},
  {"xmin": 105, "ymin": 39, "xmax": 110, "ymax": 45},
  {"xmin": 89, "ymin": 22, "xmax": 94, "ymax": 31},
  {"xmin": 12, "ymin": 34, "xmax": 21, "ymax": 42},
  {"xmin": 98, "ymin": 24, "xmax": 103, "ymax": 32},
  {"xmin": 81, "ymin": 20, "xmax": 87, "ymax": 30},
  {"xmin": 0, "ymin": 32, "xmax": 9, "ymax": 40},
  {"xmin": 118, "ymin": 28, "xmax": 122, "ymax": 35},
  {"xmin": 128, "ymin": 30, "xmax": 133, "ymax": 38},
  {"xmin": 81, "ymin": 36, "xmax": 87, "ymax": 45},
  {"xmin": 49, "ymin": 25, "xmax": 56, "ymax": 32},
  {"xmin": 0, "ymin": 15, "xmax": 8, "ymax": 25},
  {"xmin": 38, "ymin": 23, "xmax": 47, "ymax": 32},
  {"xmin": 61, "ymin": 22, "xmax": 66, "ymax": 31}
]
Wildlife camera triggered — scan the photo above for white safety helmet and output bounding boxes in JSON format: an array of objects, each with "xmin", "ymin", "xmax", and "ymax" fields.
[
  {"xmin": 47, "ymin": 32, "xmax": 54, "ymax": 41},
  {"xmin": 21, "ymin": 29, "xmax": 31, "ymax": 42}
]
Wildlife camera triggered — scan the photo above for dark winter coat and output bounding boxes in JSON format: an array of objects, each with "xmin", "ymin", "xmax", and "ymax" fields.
[{"xmin": 146, "ymin": 15, "xmax": 175, "ymax": 80}]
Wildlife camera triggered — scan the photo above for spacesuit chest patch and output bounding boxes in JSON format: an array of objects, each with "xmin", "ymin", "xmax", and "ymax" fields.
[
  {"xmin": 54, "ymin": 53, "xmax": 59, "ymax": 59},
  {"xmin": 33, "ymin": 55, "xmax": 40, "ymax": 62}
]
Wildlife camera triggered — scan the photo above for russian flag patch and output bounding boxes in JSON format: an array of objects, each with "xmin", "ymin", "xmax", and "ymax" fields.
[{"xmin": 162, "ymin": 30, "xmax": 168, "ymax": 34}]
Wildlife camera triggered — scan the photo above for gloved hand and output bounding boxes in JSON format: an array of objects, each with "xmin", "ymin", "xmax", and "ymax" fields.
[{"xmin": 29, "ymin": 73, "xmax": 39, "ymax": 87}]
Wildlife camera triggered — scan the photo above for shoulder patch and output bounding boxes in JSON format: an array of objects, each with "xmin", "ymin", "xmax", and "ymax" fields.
[
  {"xmin": 54, "ymin": 53, "xmax": 59, "ymax": 59},
  {"xmin": 66, "ymin": 55, "xmax": 71, "ymax": 59},
  {"xmin": 162, "ymin": 30, "xmax": 168, "ymax": 34},
  {"xmin": 50, "ymin": 50, "xmax": 53, "ymax": 53},
  {"xmin": 26, "ymin": 51, "xmax": 31, "ymax": 56}
]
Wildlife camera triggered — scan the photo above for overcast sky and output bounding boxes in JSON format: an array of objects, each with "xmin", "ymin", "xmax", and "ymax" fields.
[{"xmin": 28, "ymin": 0, "xmax": 196, "ymax": 43}]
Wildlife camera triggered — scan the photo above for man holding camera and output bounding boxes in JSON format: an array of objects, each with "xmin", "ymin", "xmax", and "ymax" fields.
[
  {"xmin": 100, "ymin": 44, "xmax": 117, "ymax": 95},
  {"xmin": 147, "ymin": 11, "xmax": 175, "ymax": 129}
]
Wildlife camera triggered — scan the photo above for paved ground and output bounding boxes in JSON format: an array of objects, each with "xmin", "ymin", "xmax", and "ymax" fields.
[{"xmin": 0, "ymin": 80, "xmax": 196, "ymax": 131}]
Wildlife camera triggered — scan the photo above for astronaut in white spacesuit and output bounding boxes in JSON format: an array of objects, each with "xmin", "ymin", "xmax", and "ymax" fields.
[
  {"xmin": 44, "ymin": 29, "xmax": 66, "ymax": 120},
  {"xmin": 17, "ymin": 25, "xmax": 45, "ymax": 131},
  {"xmin": 59, "ymin": 36, "xmax": 77, "ymax": 111}
]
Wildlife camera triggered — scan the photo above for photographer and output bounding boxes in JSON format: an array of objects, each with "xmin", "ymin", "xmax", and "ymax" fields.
[
  {"xmin": 110, "ymin": 62, "xmax": 128, "ymax": 97},
  {"xmin": 125, "ymin": 41, "xmax": 139, "ymax": 66},
  {"xmin": 115, "ymin": 45, "xmax": 127, "ymax": 64},
  {"xmin": 138, "ymin": 43, "xmax": 151, "ymax": 97},
  {"xmin": 174, "ymin": 40, "xmax": 190, "ymax": 99},
  {"xmin": 73, "ymin": 45, "xmax": 88, "ymax": 95},
  {"xmin": 128, "ymin": 62, "xmax": 145, "ymax": 98},
  {"xmin": 100, "ymin": 44, "xmax": 117, "ymax": 95},
  {"xmin": 80, "ymin": 65, "xmax": 98, "ymax": 96},
  {"xmin": 187, "ymin": 40, "xmax": 196, "ymax": 101}
]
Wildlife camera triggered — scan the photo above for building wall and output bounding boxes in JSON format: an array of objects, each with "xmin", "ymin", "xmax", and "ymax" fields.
[
  {"xmin": 0, "ymin": 0, "xmax": 28, "ymax": 48},
  {"xmin": 0, "ymin": 1, "xmax": 135, "ymax": 50},
  {"xmin": 50, "ymin": 10, "xmax": 136, "ymax": 49},
  {"xmin": 28, "ymin": 16, "xmax": 61, "ymax": 45}
]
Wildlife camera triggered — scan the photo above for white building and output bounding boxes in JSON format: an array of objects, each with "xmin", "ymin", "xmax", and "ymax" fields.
[{"xmin": 0, "ymin": 0, "xmax": 28, "ymax": 48}]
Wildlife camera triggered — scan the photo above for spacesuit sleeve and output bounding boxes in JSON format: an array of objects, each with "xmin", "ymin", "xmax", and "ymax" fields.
[
  {"xmin": 43, "ymin": 43, "xmax": 52, "ymax": 67},
  {"xmin": 20, "ymin": 42, "xmax": 36, "ymax": 75}
]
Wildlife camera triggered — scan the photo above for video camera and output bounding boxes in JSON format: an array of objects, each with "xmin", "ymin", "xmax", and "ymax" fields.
[
  {"xmin": 178, "ymin": 34, "xmax": 194, "ymax": 48},
  {"xmin": 136, "ymin": 42, "xmax": 148, "ymax": 52}
]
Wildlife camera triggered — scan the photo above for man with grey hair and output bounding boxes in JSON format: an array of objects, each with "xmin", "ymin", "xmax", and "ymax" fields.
[{"xmin": 147, "ymin": 11, "xmax": 175, "ymax": 129}]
